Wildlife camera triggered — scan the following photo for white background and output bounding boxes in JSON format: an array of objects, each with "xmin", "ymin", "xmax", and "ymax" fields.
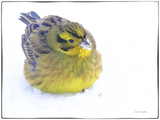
[{"xmin": 2, "ymin": 2, "xmax": 158, "ymax": 118}]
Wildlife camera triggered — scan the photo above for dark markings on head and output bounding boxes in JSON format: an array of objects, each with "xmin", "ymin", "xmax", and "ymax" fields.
[
  {"xmin": 66, "ymin": 29, "xmax": 82, "ymax": 39},
  {"xmin": 67, "ymin": 23, "xmax": 85, "ymax": 39},
  {"xmin": 57, "ymin": 35, "xmax": 68, "ymax": 43}
]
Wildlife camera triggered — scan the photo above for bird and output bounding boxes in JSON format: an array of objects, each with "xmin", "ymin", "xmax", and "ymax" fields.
[{"xmin": 19, "ymin": 11, "xmax": 102, "ymax": 93}]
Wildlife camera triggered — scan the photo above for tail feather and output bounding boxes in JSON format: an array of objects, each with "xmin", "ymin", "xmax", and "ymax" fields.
[
  {"xmin": 19, "ymin": 11, "xmax": 41, "ymax": 25},
  {"xmin": 27, "ymin": 11, "xmax": 41, "ymax": 19},
  {"xmin": 19, "ymin": 16, "xmax": 30, "ymax": 25}
]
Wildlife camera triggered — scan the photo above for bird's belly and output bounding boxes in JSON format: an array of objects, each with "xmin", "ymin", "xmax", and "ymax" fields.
[
  {"xmin": 41, "ymin": 75, "xmax": 97, "ymax": 93},
  {"xmin": 24, "ymin": 59, "xmax": 101, "ymax": 93},
  {"xmin": 25, "ymin": 69, "xmax": 98, "ymax": 93}
]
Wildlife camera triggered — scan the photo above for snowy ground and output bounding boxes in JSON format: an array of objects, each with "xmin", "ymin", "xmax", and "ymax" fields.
[{"xmin": 2, "ymin": 2, "xmax": 158, "ymax": 118}]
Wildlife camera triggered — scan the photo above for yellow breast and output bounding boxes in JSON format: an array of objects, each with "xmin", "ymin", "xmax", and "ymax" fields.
[{"xmin": 24, "ymin": 50, "xmax": 102, "ymax": 93}]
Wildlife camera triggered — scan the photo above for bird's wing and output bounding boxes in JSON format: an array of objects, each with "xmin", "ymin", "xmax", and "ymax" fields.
[{"xmin": 19, "ymin": 11, "xmax": 41, "ymax": 68}]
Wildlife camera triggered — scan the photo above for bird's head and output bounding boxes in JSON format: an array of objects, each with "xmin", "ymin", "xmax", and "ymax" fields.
[{"xmin": 50, "ymin": 22, "xmax": 92, "ymax": 58}]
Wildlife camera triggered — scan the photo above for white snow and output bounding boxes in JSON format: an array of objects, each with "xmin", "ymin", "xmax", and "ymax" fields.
[{"xmin": 2, "ymin": 2, "xmax": 158, "ymax": 118}]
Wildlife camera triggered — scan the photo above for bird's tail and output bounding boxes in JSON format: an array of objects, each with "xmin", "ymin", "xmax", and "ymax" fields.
[{"xmin": 19, "ymin": 11, "xmax": 41, "ymax": 25}]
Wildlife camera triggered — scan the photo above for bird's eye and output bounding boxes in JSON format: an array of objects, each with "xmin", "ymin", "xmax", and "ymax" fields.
[{"xmin": 69, "ymin": 39, "xmax": 74, "ymax": 43}]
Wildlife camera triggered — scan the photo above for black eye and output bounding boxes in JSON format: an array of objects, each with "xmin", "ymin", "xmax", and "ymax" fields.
[{"xmin": 69, "ymin": 39, "xmax": 74, "ymax": 43}]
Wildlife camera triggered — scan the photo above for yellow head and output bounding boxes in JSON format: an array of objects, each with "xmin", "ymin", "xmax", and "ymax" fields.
[{"xmin": 48, "ymin": 22, "xmax": 92, "ymax": 58}]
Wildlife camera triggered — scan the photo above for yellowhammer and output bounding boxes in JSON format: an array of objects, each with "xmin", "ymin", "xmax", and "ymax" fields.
[{"xmin": 19, "ymin": 11, "xmax": 102, "ymax": 93}]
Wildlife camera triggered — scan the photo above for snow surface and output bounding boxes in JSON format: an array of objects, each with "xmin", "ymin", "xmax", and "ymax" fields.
[{"xmin": 2, "ymin": 2, "xmax": 158, "ymax": 118}]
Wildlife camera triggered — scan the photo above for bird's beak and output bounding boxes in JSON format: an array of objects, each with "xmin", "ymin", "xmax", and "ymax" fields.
[{"xmin": 79, "ymin": 38, "xmax": 91, "ymax": 50}]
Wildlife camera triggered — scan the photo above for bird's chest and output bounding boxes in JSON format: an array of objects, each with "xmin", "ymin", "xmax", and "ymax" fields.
[{"xmin": 38, "ymin": 53, "xmax": 95, "ymax": 78}]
